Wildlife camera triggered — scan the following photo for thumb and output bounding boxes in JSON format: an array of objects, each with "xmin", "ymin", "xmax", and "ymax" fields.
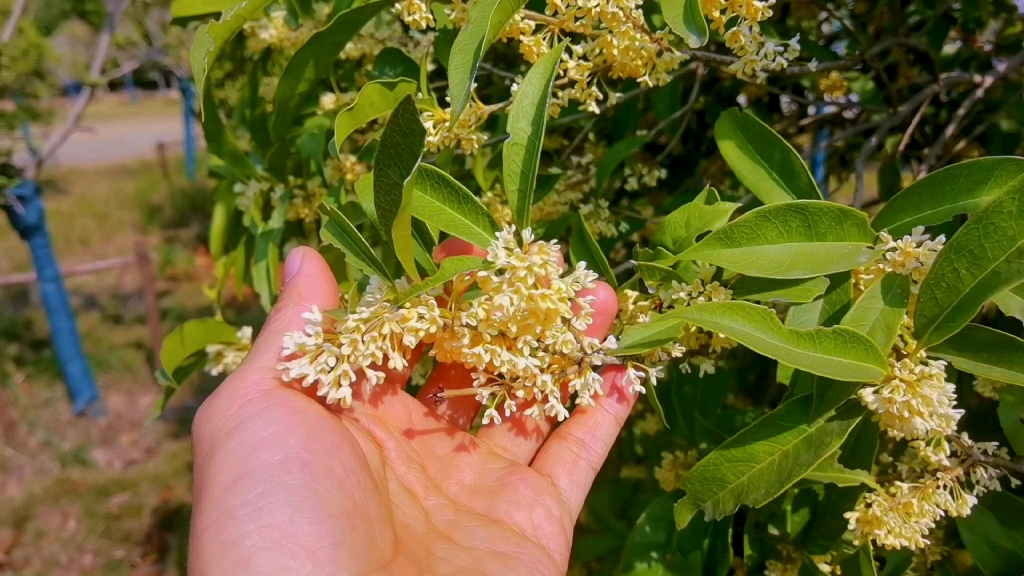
[{"xmin": 226, "ymin": 246, "xmax": 340, "ymax": 394}]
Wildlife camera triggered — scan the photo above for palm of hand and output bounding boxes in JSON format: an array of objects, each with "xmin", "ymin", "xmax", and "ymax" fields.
[{"xmin": 189, "ymin": 247, "xmax": 632, "ymax": 576}]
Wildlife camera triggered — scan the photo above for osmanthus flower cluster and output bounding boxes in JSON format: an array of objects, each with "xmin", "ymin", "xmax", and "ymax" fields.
[
  {"xmin": 278, "ymin": 227, "xmax": 619, "ymax": 421},
  {"xmin": 701, "ymin": 0, "xmax": 801, "ymax": 81},
  {"xmin": 619, "ymin": 261, "xmax": 737, "ymax": 380},
  {"xmin": 845, "ymin": 226, "xmax": 1020, "ymax": 552},
  {"xmin": 482, "ymin": 137, "xmax": 636, "ymax": 238},
  {"xmin": 204, "ymin": 326, "xmax": 255, "ymax": 376}
]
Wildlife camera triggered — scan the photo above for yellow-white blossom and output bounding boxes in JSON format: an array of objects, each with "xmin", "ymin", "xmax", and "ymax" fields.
[
  {"xmin": 654, "ymin": 449, "xmax": 700, "ymax": 492},
  {"xmin": 279, "ymin": 227, "xmax": 618, "ymax": 420},
  {"xmin": 278, "ymin": 285, "xmax": 445, "ymax": 407},
  {"xmin": 205, "ymin": 326, "xmax": 254, "ymax": 376},
  {"xmin": 858, "ymin": 354, "xmax": 962, "ymax": 441},
  {"xmin": 973, "ymin": 376, "xmax": 1005, "ymax": 400},
  {"xmin": 421, "ymin": 101, "xmax": 491, "ymax": 155}
]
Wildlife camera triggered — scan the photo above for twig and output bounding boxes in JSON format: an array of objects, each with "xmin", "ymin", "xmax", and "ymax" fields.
[
  {"xmin": 29, "ymin": 0, "xmax": 129, "ymax": 179},
  {"xmin": 559, "ymin": 117, "xmax": 598, "ymax": 163},
  {"xmin": 479, "ymin": 62, "xmax": 518, "ymax": 81},
  {"xmin": 918, "ymin": 83, "xmax": 989, "ymax": 177},
  {"xmin": 0, "ymin": 0, "xmax": 27, "ymax": 43},
  {"xmin": 896, "ymin": 94, "xmax": 933, "ymax": 158},
  {"xmin": 655, "ymin": 67, "xmax": 704, "ymax": 161},
  {"xmin": 938, "ymin": 86, "xmax": 1024, "ymax": 166}
]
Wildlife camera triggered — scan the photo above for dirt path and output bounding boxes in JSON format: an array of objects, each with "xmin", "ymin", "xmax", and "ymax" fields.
[{"xmin": 40, "ymin": 116, "xmax": 205, "ymax": 168}]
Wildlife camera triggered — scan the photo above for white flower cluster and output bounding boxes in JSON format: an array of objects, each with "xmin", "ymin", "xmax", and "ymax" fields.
[
  {"xmin": 278, "ymin": 227, "xmax": 617, "ymax": 422},
  {"xmin": 847, "ymin": 433, "xmax": 1019, "ymax": 550},
  {"xmin": 859, "ymin": 226, "xmax": 946, "ymax": 293},
  {"xmin": 420, "ymin": 100, "xmax": 492, "ymax": 155},
  {"xmin": 858, "ymin": 353, "xmax": 962, "ymax": 441},
  {"xmin": 617, "ymin": 262, "xmax": 737, "ymax": 386},
  {"xmin": 205, "ymin": 326, "xmax": 254, "ymax": 376},
  {"xmin": 702, "ymin": 0, "xmax": 801, "ymax": 81},
  {"xmin": 279, "ymin": 279, "xmax": 444, "ymax": 407},
  {"xmin": 431, "ymin": 227, "xmax": 618, "ymax": 423}
]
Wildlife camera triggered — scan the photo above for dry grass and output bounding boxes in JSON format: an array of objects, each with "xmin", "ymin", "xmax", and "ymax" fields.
[{"xmin": 0, "ymin": 155, "xmax": 217, "ymax": 575}]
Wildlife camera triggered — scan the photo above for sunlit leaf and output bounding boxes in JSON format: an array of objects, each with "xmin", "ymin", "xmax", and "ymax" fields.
[
  {"xmin": 872, "ymin": 157, "xmax": 1024, "ymax": 236},
  {"xmin": 334, "ymin": 79, "xmax": 418, "ymax": 147},
  {"xmin": 682, "ymin": 201, "xmax": 876, "ymax": 278},
  {"xmin": 840, "ymin": 273, "xmax": 910, "ymax": 351},
  {"xmin": 447, "ymin": 0, "xmax": 527, "ymax": 120},
  {"xmin": 915, "ymin": 185, "xmax": 1024, "ymax": 348},
  {"xmin": 191, "ymin": 0, "xmax": 275, "ymax": 116},
  {"xmin": 270, "ymin": 1, "xmax": 390, "ymax": 138},
  {"xmin": 675, "ymin": 396, "xmax": 861, "ymax": 528},
  {"xmin": 410, "ymin": 164, "xmax": 500, "ymax": 248},
  {"xmin": 928, "ymin": 324, "xmax": 1024, "ymax": 386},
  {"xmin": 374, "ymin": 95, "xmax": 426, "ymax": 280},
  {"xmin": 651, "ymin": 187, "xmax": 739, "ymax": 254},
  {"xmin": 619, "ymin": 301, "xmax": 888, "ymax": 382},
  {"xmin": 713, "ymin": 108, "xmax": 822, "ymax": 204},
  {"xmin": 504, "ymin": 43, "xmax": 564, "ymax": 230},
  {"xmin": 663, "ymin": 0, "xmax": 709, "ymax": 47}
]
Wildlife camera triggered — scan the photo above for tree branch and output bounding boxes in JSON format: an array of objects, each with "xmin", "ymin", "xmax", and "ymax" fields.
[
  {"xmin": 30, "ymin": 0, "xmax": 130, "ymax": 178},
  {"xmin": 0, "ymin": 0, "xmax": 27, "ymax": 44}
]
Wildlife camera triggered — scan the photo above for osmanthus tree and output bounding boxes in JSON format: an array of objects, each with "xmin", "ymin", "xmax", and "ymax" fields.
[{"xmin": 161, "ymin": 0, "xmax": 1024, "ymax": 573}]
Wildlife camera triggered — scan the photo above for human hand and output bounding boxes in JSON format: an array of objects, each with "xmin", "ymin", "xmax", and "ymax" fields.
[{"xmin": 189, "ymin": 241, "xmax": 635, "ymax": 576}]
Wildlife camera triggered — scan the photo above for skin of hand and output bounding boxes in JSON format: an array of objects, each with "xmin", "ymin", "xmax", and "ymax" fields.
[{"xmin": 189, "ymin": 240, "xmax": 636, "ymax": 576}]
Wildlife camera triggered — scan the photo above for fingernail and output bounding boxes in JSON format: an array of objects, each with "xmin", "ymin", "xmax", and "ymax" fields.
[{"xmin": 283, "ymin": 248, "xmax": 305, "ymax": 286}]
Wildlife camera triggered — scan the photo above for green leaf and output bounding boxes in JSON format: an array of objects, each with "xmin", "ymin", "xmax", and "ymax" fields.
[
  {"xmin": 619, "ymin": 301, "xmax": 888, "ymax": 382},
  {"xmin": 872, "ymin": 157, "xmax": 1024, "ymax": 236},
  {"xmin": 840, "ymin": 274, "xmax": 910, "ymax": 351},
  {"xmin": 503, "ymin": 43, "xmax": 564, "ymax": 230},
  {"xmin": 803, "ymin": 456, "xmax": 879, "ymax": 489},
  {"xmin": 570, "ymin": 213, "xmax": 618, "ymax": 288},
  {"xmin": 651, "ymin": 188, "xmax": 739, "ymax": 254},
  {"xmin": 678, "ymin": 301, "xmax": 887, "ymax": 382},
  {"xmin": 682, "ymin": 201, "xmax": 877, "ymax": 279},
  {"xmin": 991, "ymin": 282, "xmax": 1024, "ymax": 322},
  {"xmin": 201, "ymin": 80, "xmax": 254, "ymax": 176},
  {"xmin": 270, "ymin": 1, "xmax": 389, "ymax": 139},
  {"xmin": 838, "ymin": 544, "xmax": 878, "ymax": 576},
  {"xmin": 171, "ymin": 0, "xmax": 239, "ymax": 18},
  {"xmin": 620, "ymin": 495, "xmax": 678, "ymax": 572},
  {"xmin": 369, "ymin": 47, "xmax": 419, "ymax": 81},
  {"xmin": 410, "ymin": 164, "xmax": 501, "ymax": 248},
  {"xmin": 729, "ymin": 276, "xmax": 829, "ymax": 303},
  {"xmin": 713, "ymin": 108, "xmax": 822, "ymax": 204},
  {"xmin": 395, "ymin": 256, "xmax": 490, "ymax": 304},
  {"xmin": 319, "ymin": 203, "xmax": 395, "ymax": 280},
  {"xmin": 927, "ymin": 324, "xmax": 1024, "ymax": 387},
  {"xmin": 675, "ymin": 396, "xmax": 861, "ymax": 529},
  {"xmin": 637, "ymin": 262, "xmax": 684, "ymax": 286},
  {"xmin": 190, "ymin": 0, "xmax": 276, "ymax": 116},
  {"xmin": 663, "ymin": 0, "xmax": 709, "ymax": 48},
  {"xmin": 914, "ymin": 185, "xmax": 1024, "ymax": 348},
  {"xmin": 334, "ymin": 79, "xmax": 418, "ymax": 148},
  {"xmin": 956, "ymin": 491, "xmax": 1024, "ymax": 576},
  {"xmin": 253, "ymin": 227, "xmax": 282, "ymax": 311},
  {"xmin": 159, "ymin": 318, "xmax": 241, "ymax": 385},
  {"xmin": 374, "ymin": 95, "xmax": 427, "ymax": 280},
  {"xmin": 594, "ymin": 136, "xmax": 647, "ymax": 195},
  {"xmin": 997, "ymin": 387, "xmax": 1024, "ymax": 454},
  {"xmin": 446, "ymin": 0, "xmax": 527, "ymax": 120}
]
